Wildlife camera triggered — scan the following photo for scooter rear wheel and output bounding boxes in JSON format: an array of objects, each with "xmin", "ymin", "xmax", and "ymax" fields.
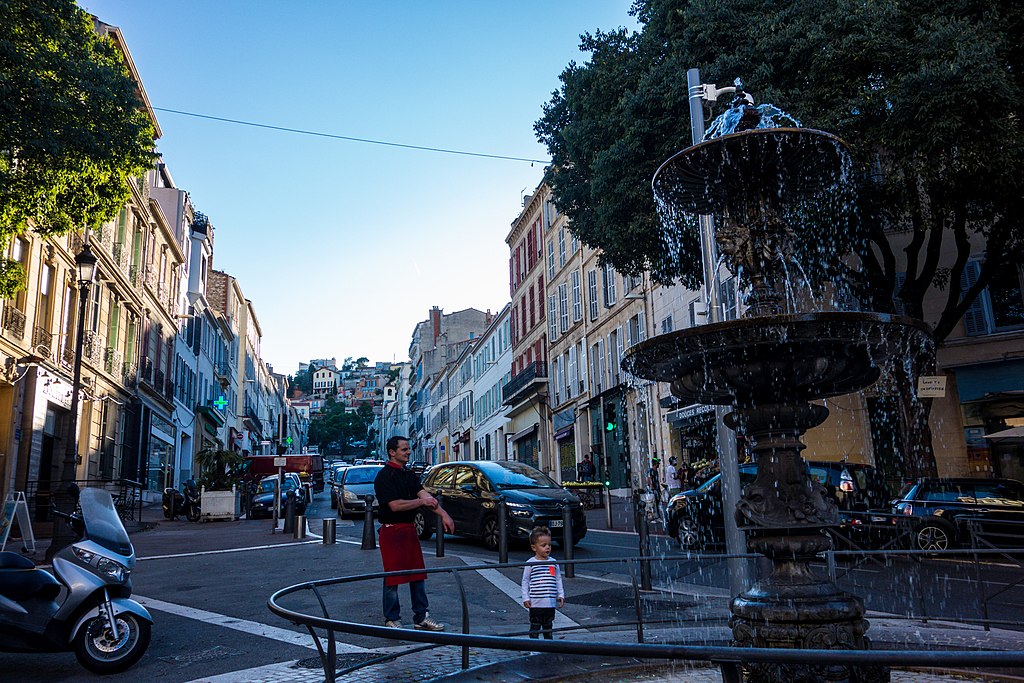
[{"xmin": 74, "ymin": 610, "xmax": 151, "ymax": 674}]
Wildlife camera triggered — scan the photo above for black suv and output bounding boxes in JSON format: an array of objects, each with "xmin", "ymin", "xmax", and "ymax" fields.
[
  {"xmin": 416, "ymin": 460, "xmax": 586, "ymax": 550},
  {"xmin": 666, "ymin": 460, "xmax": 887, "ymax": 549},
  {"xmin": 892, "ymin": 478, "xmax": 1024, "ymax": 551}
]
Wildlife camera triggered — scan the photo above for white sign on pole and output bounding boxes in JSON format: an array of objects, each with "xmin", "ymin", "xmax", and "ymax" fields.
[
  {"xmin": 273, "ymin": 457, "xmax": 287, "ymax": 467},
  {"xmin": 917, "ymin": 376, "xmax": 947, "ymax": 398},
  {"xmin": 0, "ymin": 491, "xmax": 36, "ymax": 552}
]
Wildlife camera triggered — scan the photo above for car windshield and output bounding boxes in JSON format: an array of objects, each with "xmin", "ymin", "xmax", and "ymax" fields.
[
  {"xmin": 259, "ymin": 478, "xmax": 297, "ymax": 494},
  {"xmin": 479, "ymin": 462, "xmax": 559, "ymax": 489},
  {"xmin": 344, "ymin": 466, "xmax": 382, "ymax": 484}
]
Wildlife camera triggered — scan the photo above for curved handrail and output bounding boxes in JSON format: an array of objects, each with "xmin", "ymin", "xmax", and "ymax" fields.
[{"xmin": 268, "ymin": 552, "xmax": 1024, "ymax": 682}]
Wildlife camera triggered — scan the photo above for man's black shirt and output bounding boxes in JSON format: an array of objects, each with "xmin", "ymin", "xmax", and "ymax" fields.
[{"xmin": 374, "ymin": 464, "xmax": 423, "ymax": 524}]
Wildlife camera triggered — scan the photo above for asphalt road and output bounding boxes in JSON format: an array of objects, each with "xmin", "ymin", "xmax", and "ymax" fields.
[{"xmin": 2, "ymin": 487, "xmax": 1021, "ymax": 683}]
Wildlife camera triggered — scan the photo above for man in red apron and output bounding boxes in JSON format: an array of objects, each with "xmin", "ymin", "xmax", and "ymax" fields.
[{"xmin": 374, "ymin": 435, "xmax": 454, "ymax": 630}]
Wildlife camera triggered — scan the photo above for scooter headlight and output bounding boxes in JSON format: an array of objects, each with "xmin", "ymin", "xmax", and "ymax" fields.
[
  {"xmin": 73, "ymin": 546, "xmax": 96, "ymax": 564},
  {"xmin": 96, "ymin": 557, "xmax": 128, "ymax": 582}
]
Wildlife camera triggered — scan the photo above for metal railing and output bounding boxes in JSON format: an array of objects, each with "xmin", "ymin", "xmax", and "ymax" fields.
[
  {"xmin": 502, "ymin": 361, "xmax": 547, "ymax": 403},
  {"xmin": 269, "ymin": 549, "xmax": 1024, "ymax": 683},
  {"xmin": 23, "ymin": 478, "xmax": 143, "ymax": 525},
  {"xmin": 2, "ymin": 305, "xmax": 26, "ymax": 338}
]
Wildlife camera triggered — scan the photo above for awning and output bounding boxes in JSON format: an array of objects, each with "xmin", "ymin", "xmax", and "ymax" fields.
[
  {"xmin": 554, "ymin": 425, "xmax": 574, "ymax": 440},
  {"xmin": 511, "ymin": 424, "xmax": 538, "ymax": 443},
  {"xmin": 666, "ymin": 403, "xmax": 715, "ymax": 429},
  {"xmin": 983, "ymin": 426, "xmax": 1024, "ymax": 443},
  {"xmin": 196, "ymin": 405, "xmax": 226, "ymax": 427},
  {"xmin": 952, "ymin": 361, "xmax": 1024, "ymax": 403}
]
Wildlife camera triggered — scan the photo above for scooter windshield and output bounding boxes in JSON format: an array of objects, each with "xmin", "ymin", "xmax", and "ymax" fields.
[{"xmin": 79, "ymin": 488, "xmax": 132, "ymax": 556}]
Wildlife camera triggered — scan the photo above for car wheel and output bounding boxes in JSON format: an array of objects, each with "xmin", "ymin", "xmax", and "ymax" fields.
[
  {"xmin": 481, "ymin": 516, "xmax": 500, "ymax": 552},
  {"xmin": 914, "ymin": 523, "xmax": 954, "ymax": 552},
  {"xmin": 676, "ymin": 518, "xmax": 701, "ymax": 550},
  {"xmin": 414, "ymin": 510, "xmax": 433, "ymax": 540},
  {"xmin": 330, "ymin": 490, "xmax": 337, "ymax": 510}
]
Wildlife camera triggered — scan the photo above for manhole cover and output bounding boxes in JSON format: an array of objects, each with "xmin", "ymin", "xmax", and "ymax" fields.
[
  {"xmin": 159, "ymin": 645, "xmax": 243, "ymax": 665},
  {"xmin": 295, "ymin": 652, "xmax": 383, "ymax": 669}
]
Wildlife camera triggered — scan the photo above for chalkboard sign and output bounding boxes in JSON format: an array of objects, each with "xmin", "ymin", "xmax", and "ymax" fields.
[{"xmin": 0, "ymin": 491, "xmax": 35, "ymax": 553}]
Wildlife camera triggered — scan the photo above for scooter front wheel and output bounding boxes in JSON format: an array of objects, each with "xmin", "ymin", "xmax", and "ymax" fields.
[
  {"xmin": 74, "ymin": 610, "xmax": 151, "ymax": 674},
  {"xmin": 186, "ymin": 504, "xmax": 201, "ymax": 522}
]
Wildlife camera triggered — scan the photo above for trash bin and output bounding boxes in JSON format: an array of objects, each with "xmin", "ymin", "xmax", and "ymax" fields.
[
  {"xmin": 322, "ymin": 517, "xmax": 336, "ymax": 544},
  {"xmin": 293, "ymin": 515, "xmax": 307, "ymax": 539}
]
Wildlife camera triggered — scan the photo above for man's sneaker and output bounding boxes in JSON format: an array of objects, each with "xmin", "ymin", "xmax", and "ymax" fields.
[
  {"xmin": 384, "ymin": 619, "xmax": 403, "ymax": 629},
  {"xmin": 414, "ymin": 614, "xmax": 445, "ymax": 631}
]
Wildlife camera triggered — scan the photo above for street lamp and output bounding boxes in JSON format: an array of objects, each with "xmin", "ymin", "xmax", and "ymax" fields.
[{"xmin": 47, "ymin": 242, "xmax": 97, "ymax": 560}]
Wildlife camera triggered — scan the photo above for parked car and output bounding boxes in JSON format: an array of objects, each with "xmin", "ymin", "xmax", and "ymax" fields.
[
  {"xmin": 327, "ymin": 465, "xmax": 350, "ymax": 509},
  {"xmin": 248, "ymin": 474, "xmax": 307, "ymax": 519},
  {"xmin": 334, "ymin": 464, "xmax": 384, "ymax": 517},
  {"xmin": 665, "ymin": 460, "xmax": 888, "ymax": 549},
  {"xmin": 416, "ymin": 460, "xmax": 586, "ymax": 550},
  {"xmin": 892, "ymin": 477, "xmax": 1024, "ymax": 551}
]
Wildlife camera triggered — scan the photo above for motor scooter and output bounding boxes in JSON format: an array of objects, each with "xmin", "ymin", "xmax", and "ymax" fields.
[
  {"xmin": 162, "ymin": 478, "xmax": 201, "ymax": 521},
  {"xmin": 0, "ymin": 485, "xmax": 152, "ymax": 674}
]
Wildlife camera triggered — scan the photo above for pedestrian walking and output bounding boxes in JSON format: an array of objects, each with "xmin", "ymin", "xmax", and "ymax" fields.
[
  {"xmin": 374, "ymin": 435, "xmax": 455, "ymax": 631},
  {"xmin": 520, "ymin": 526, "xmax": 564, "ymax": 640},
  {"xmin": 576, "ymin": 453, "xmax": 596, "ymax": 481},
  {"xmin": 666, "ymin": 457, "xmax": 680, "ymax": 497}
]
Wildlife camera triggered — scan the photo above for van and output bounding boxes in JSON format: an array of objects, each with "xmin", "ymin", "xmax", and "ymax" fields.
[{"xmin": 242, "ymin": 455, "xmax": 325, "ymax": 493}]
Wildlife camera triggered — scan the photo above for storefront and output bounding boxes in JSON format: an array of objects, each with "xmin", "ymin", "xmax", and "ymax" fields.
[
  {"xmin": 511, "ymin": 424, "xmax": 539, "ymax": 469},
  {"xmin": 145, "ymin": 413, "xmax": 175, "ymax": 494},
  {"xmin": 553, "ymin": 407, "xmax": 575, "ymax": 482},
  {"xmin": 955, "ymin": 360, "xmax": 1024, "ymax": 479},
  {"xmin": 666, "ymin": 403, "xmax": 717, "ymax": 472}
]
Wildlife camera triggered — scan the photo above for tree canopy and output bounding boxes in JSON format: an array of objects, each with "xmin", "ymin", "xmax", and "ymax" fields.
[
  {"xmin": 0, "ymin": 0, "xmax": 156, "ymax": 295},
  {"xmin": 536, "ymin": 0, "xmax": 1024, "ymax": 339},
  {"xmin": 308, "ymin": 398, "xmax": 374, "ymax": 455}
]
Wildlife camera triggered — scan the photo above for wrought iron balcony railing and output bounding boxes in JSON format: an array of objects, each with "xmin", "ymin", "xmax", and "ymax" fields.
[
  {"xmin": 502, "ymin": 361, "xmax": 547, "ymax": 404},
  {"xmin": 2, "ymin": 306, "xmax": 26, "ymax": 338}
]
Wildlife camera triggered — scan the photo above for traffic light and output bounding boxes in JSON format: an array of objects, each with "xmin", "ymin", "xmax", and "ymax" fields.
[{"xmin": 604, "ymin": 403, "xmax": 617, "ymax": 433}]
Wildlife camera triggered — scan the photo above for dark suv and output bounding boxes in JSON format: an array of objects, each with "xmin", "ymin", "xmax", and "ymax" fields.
[
  {"xmin": 892, "ymin": 478, "xmax": 1024, "ymax": 551},
  {"xmin": 666, "ymin": 460, "xmax": 887, "ymax": 549},
  {"xmin": 416, "ymin": 460, "xmax": 586, "ymax": 550}
]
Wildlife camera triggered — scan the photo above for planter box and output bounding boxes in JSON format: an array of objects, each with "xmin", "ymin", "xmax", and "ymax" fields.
[{"xmin": 201, "ymin": 487, "xmax": 239, "ymax": 522}]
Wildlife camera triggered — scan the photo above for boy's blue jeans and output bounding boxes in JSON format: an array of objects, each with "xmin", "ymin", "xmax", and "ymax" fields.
[{"xmin": 383, "ymin": 580, "xmax": 428, "ymax": 623}]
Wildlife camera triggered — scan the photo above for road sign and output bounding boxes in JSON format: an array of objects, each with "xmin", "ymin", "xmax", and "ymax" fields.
[
  {"xmin": 260, "ymin": 440, "xmax": 271, "ymax": 446},
  {"xmin": 274, "ymin": 457, "xmax": 287, "ymax": 467}
]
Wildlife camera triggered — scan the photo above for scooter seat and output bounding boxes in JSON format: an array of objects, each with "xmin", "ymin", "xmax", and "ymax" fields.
[
  {"xmin": 0, "ymin": 551, "xmax": 34, "ymax": 569},
  {"xmin": 0, "ymin": 556, "xmax": 61, "ymax": 602}
]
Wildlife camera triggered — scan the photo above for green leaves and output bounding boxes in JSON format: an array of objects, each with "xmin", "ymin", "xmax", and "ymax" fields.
[{"xmin": 0, "ymin": 0, "xmax": 156, "ymax": 296}]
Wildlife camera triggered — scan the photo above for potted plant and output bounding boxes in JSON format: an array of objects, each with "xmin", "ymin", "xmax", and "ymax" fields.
[{"xmin": 195, "ymin": 448, "xmax": 246, "ymax": 521}]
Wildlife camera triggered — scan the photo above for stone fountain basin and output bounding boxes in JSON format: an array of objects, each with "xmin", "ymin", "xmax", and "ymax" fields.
[{"xmin": 622, "ymin": 311, "xmax": 932, "ymax": 406}]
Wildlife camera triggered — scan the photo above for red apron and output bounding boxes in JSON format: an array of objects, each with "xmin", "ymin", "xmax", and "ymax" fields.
[{"xmin": 379, "ymin": 523, "xmax": 427, "ymax": 586}]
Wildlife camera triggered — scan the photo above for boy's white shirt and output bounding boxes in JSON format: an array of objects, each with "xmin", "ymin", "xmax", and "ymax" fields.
[{"xmin": 521, "ymin": 556, "xmax": 565, "ymax": 608}]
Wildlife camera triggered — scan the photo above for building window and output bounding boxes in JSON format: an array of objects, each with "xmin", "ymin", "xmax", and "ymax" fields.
[
  {"xmin": 571, "ymin": 270, "xmax": 582, "ymax": 322},
  {"xmin": 661, "ymin": 315, "xmax": 673, "ymax": 334},
  {"xmin": 558, "ymin": 283, "xmax": 569, "ymax": 333},
  {"xmin": 548, "ymin": 294, "xmax": 558, "ymax": 339},
  {"xmin": 558, "ymin": 228, "xmax": 566, "ymax": 268},
  {"xmin": 603, "ymin": 264, "xmax": 617, "ymax": 307},
  {"xmin": 588, "ymin": 270, "xmax": 599, "ymax": 320},
  {"xmin": 962, "ymin": 260, "xmax": 1024, "ymax": 335},
  {"xmin": 547, "ymin": 240, "xmax": 555, "ymax": 280}
]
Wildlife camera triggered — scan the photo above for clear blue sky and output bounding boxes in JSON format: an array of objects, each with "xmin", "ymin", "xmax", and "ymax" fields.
[{"xmin": 77, "ymin": 1, "xmax": 637, "ymax": 375}]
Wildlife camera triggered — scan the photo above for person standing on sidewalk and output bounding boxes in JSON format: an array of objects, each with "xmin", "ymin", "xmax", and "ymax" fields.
[
  {"xmin": 374, "ymin": 435, "xmax": 454, "ymax": 631},
  {"xmin": 520, "ymin": 526, "xmax": 564, "ymax": 640}
]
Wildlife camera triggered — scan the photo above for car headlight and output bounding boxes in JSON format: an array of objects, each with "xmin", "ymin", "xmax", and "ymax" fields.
[
  {"xmin": 343, "ymin": 489, "xmax": 359, "ymax": 502},
  {"xmin": 506, "ymin": 502, "xmax": 533, "ymax": 518},
  {"xmin": 96, "ymin": 557, "xmax": 128, "ymax": 582}
]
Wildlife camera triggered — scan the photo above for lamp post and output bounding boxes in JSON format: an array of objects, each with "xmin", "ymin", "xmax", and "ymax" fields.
[{"xmin": 47, "ymin": 242, "xmax": 97, "ymax": 561}]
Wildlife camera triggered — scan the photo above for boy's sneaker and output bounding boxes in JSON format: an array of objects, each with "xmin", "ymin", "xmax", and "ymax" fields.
[
  {"xmin": 414, "ymin": 613, "xmax": 445, "ymax": 631},
  {"xmin": 384, "ymin": 619, "xmax": 403, "ymax": 629}
]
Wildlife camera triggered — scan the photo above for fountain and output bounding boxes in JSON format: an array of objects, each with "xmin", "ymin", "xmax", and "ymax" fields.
[{"xmin": 622, "ymin": 94, "xmax": 933, "ymax": 682}]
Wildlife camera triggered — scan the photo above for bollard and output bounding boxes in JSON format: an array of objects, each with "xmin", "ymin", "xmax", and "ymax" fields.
[
  {"xmin": 497, "ymin": 497, "xmax": 508, "ymax": 565},
  {"xmin": 605, "ymin": 485, "xmax": 614, "ymax": 530},
  {"xmin": 361, "ymin": 495, "xmax": 376, "ymax": 550},
  {"xmin": 294, "ymin": 515, "xmax": 307, "ymax": 539},
  {"xmin": 636, "ymin": 492, "xmax": 653, "ymax": 591},
  {"xmin": 283, "ymin": 491, "xmax": 296, "ymax": 535},
  {"xmin": 323, "ymin": 517, "xmax": 336, "ymax": 544},
  {"xmin": 562, "ymin": 503, "xmax": 575, "ymax": 578},
  {"xmin": 435, "ymin": 494, "xmax": 445, "ymax": 558}
]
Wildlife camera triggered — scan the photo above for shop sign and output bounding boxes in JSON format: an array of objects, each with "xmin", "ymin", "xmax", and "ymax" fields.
[{"xmin": 917, "ymin": 376, "xmax": 947, "ymax": 398}]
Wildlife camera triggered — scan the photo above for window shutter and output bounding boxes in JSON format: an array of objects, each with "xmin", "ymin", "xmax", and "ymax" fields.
[
  {"xmin": 578, "ymin": 341, "xmax": 587, "ymax": 393},
  {"xmin": 960, "ymin": 260, "xmax": 992, "ymax": 336},
  {"xmin": 639, "ymin": 312, "xmax": 647, "ymax": 342}
]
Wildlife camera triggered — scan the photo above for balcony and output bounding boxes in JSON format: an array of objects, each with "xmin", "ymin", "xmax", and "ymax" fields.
[
  {"xmin": 2, "ymin": 306, "xmax": 26, "ymax": 338},
  {"xmin": 502, "ymin": 361, "xmax": 547, "ymax": 405},
  {"xmin": 32, "ymin": 326, "xmax": 53, "ymax": 357},
  {"xmin": 139, "ymin": 356, "xmax": 153, "ymax": 384},
  {"xmin": 103, "ymin": 347, "xmax": 122, "ymax": 378},
  {"xmin": 214, "ymin": 360, "xmax": 232, "ymax": 383},
  {"xmin": 122, "ymin": 359, "xmax": 137, "ymax": 386},
  {"xmin": 82, "ymin": 330, "xmax": 103, "ymax": 365},
  {"xmin": 129, "ymin": 265, "xmax": 146, "ymax": 289}
]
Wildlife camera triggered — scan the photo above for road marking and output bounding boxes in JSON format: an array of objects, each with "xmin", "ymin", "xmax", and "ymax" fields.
[
  {"xmin": 137, "ymin": 540, "xmax": 321, "ymax": 561},
  {"xmin": 135, "ymin": 595, "xmax": 369, "ymax": 653}
]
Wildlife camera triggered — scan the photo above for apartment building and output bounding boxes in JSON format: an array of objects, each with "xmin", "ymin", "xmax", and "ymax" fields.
[
  {"xmin": 504, "ymin": 189, "xmax": 549, "ymax": 474},
  {"xmin": 472, "ymin": 304, "xmax": 512, "ymax": 461}
]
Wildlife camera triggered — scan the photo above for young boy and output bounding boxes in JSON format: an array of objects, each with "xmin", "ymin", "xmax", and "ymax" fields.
[{"xmin": 520, "ymin": 526, "xmax": 564, "ymax": 640}]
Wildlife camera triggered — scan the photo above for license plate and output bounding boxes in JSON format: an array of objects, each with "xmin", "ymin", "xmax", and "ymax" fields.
[{"xmin": 550, "ymin": 520, "xmax": 564, "ymax": 528}]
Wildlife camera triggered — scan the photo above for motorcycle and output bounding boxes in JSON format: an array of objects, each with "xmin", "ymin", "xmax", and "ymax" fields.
[
  {"xmin": 0, "ymin": 485, "xmax": 153, "ymax": 674},
  {"xmin": 162, "ymin": 478, "xmax": 201, "ymax": 522}
]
